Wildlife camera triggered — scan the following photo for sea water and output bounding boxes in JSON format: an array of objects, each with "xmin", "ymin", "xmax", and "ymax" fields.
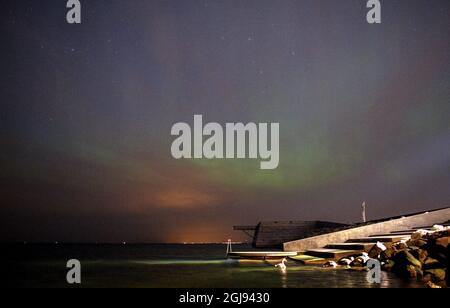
[{"xmin": 5, "ymin": 243, "xmax": 423, "ymax": 288}]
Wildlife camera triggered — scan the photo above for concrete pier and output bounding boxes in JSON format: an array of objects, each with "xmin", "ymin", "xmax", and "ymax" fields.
[{"xmin": 284, "ymin": 207, "xmax": 450, "ymax": 253}]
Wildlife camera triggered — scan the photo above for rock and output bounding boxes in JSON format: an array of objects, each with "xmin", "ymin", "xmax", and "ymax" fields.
[
  {"xmin": 406, "ymin": 265, "xmax": 418, "ymax": 279},
  {"xmin": 381, "ymin": 260, "xmax": 395, "ymax": 272},
  {"xmin": 446, "ymin": 245, "xmax": 450, "ymax": 286},
  {"xmin": 381, "ymin": 246, "xmax": 396, "ymax": 260},
  {"xmin": 423, "ymin": 273, "xmax": 433, "ymax": 283},
  {"xmin": 396, "ymin": 242, "xmax": 408, "ymax": 250},
  {"xmin": 436, "ymin": 237, "xmax": 450, "ymax": 249},
  {"xmin": 424, "ymin": 269, "xmax": 446, "ymax": 282},
  {"xmin": 411, "ymin": 230, "xmax": 429, "ymax": 240},
  {"xmin": 411, "ymin": 248, "xmax": 428, "ymax": 264},
  {"xmin": 393, "ymin": 250, "xmax": 422, "ymax": 269},
  {"xmin": 323, "ymin": 261, "xmax": 338, "ymax": 268},
  {"xmin": 434, "ymin": 252, "xmax": 447, "ymax": 265},
  {"xmin": 423, "ymin": 257, "xmax": 444, "ymax": 270},
  {"xmin": 350, "ymin": 253, "xmax": 370, "ymax": 267},
  {"xmin": 431, "ymin": 225, "xmax": 445, "ymax": 231},
  {"xmin": 338, "ymin": 257, "xmax": 354, "ymax": 266},
  {"xmin": 350, "ymin": 258, "xmax": 365, "ymax": 267},
  {"xmin": 407, "ymin": 239, "xmax": 427, "ymax": 248},
  {"xmin": 391, "ymin": 250, "xmax": 424, "ymax": 278},
  {"xmin": 447, "ymin": 269, "xmax": 450, "ymax": 285},
  {"xmin": 368, "ymin": 246, "xmax": 383, "ymax": 259},
  {"xmin": 426, "ymin": 281, "xmax": 442, "ymax": 288}
]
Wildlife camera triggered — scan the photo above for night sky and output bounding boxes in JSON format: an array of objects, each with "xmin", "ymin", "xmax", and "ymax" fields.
[{"xmin": 1, "ymin": 0, "xmax": 449, "ymax": 243}]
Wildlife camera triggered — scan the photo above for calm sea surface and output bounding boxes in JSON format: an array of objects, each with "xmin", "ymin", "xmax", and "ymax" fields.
[{"xmin": 5, "ymin": 244, "xmax": 423, "ymax": 288}]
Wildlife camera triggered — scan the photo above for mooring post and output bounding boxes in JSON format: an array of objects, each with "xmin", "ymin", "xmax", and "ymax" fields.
[{"xmin": 226, "ymin": 239, "xmax": 233, "ymax": 256}]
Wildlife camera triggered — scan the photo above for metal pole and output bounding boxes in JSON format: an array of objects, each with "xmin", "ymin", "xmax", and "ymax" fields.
[{"xmin": 362, "ymin": 202, "xmax": 367, "ymax": 223}]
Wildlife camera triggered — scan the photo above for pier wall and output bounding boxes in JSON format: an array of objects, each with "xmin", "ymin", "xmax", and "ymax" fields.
[{"xmin": 254, "ymin": 221, "xmax": 348, "ymax": 248}]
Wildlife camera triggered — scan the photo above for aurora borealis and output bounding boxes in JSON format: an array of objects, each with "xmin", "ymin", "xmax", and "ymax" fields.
[{"xmin": 1, "ymin": 0, "xmax": 449, "ymax": 243}]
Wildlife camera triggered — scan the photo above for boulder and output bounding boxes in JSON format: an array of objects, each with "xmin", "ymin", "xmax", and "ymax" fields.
[
  {"xmin": 423, "ymin": 273, "xmax": 432, "ymax": 283},
  {"xmin": 368, "ymin": 246, "xmax": 383, "ymax": 259},
  {"xmin": 431, "ymin": 225, "xmax": 445, "ymax": 232},
  {"xmin": 447, "ymin": 245, "xmax": 450, "ymax": 286},
  {"xmin": 406, "ymin": 265, "xmax": 418, "ymax": 279},
  {"xmin": 436, "ymin": 237, "xmax": 450, "ymax": 249},
  {"xmin": 381, "ymin": 260, "xmax": 395, "ymax": 272},
  {"xmin": 433, "ymin": 252, "xmax": 447, "ymax": 265},
  {"xmin": 391, "ymin": 251, "xmax": 423, "ymax": 278},
  {"xmin": 411, "ymin": 248, "xmax": 428, "ymax": 264},
  {"xmin": 411, "ymin": 230, "xmax": 429, "ymax": 240},
  {"xmin": 350, "ymin": 256, "xmax": 368, "ymax": 267},
  {"xmin": 423, "ymin": 257, "xmax": 444, "ymax": 270},
  {"xmin": 396, "ymin": 242, "xmax": 408, "ymax": 250},
  {"xmin": 381, "ymin": 246, "xmax": 396, "ymax": 260},
  {"xmin": 426, "ymin": 281, "xmax": 442, "ymax": 288},
  {"xmin": 424, "ymin": 269, "xmax": 446, "ymax": 282},
  {"xmin": 407, "ymin": 239, "xmax": 427, "ymax": 248},
  {"xmin": 393, "ymin": 250, "xmax": 422, "ymax": 269}
]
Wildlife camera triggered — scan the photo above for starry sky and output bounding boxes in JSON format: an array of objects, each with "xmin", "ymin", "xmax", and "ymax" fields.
[{"xmin": 1, "ymin": 0, "xmax": 449, "ymax": 243}]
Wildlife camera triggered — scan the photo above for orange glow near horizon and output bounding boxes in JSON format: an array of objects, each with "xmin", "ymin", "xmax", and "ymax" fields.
[{"xmin": 165, "ymin": 224, "xmax": 234, "ymax": 243}]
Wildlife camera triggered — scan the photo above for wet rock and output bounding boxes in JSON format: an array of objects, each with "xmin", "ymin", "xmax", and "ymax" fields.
[
  {"xmin": 350, "ymin": 252, "xmax": 370, "ymax": 267},
  {"xmin": 426, "ymin": 281, "xmax": 442, "ymax": 288},
  {"xmin": 424, "ymin": 269, "xmax": 446, "ymax": 282},
  {"xmin": 446, "ymin": 245, "xmax": 450, "ymax": 286},
  {"xmin": 433, "ymin": 252, "xmax": 447, "ymax": 265},
  {"xmin": 381, "ymin": 260, "xmax": 395, "ymax": 272},
  {"xmin": 338, "ymin": 257, "xmax": 354, "ymax": 266},
  {"xmin": 396, "ymin": 242, "xmax": 408, "ymax": 250},
  {"xmin": 393, "ymin": 250, "xmax": 422, "ymax": 269},
  {"xmin": 411, "ymin": 248, "xmax": 428, "ymax": 264},
  {"xmin": 431, "ymin": 225, "xmax": 446, "ymax": 232},
  {"xmin": 407, "ymin": 239, "xmax": 427, "ymax": 248},
  {"xmin": 368, "ymin": 245, "xmax": 384, "ymax": 259},
  {"xmin": 423, "ymin": 273, "xmax": 432, "ymax": 283},
  {"xmin": 423, "ymin": 257, "xmax": 444, "ymax": 270},
  {"xmin": 406, "ymin": 265, "xmax": 418, "ymax": 279},
  {"xmin": 324, "ymin": 261, "xmax": 338, "ymax": 268},
  {"xmin": 411, "ymin": 230, "xmax": 429, "ymax": 240},
  {"xmin": 350, "ymin": 258, "xmax": 365, "ymax": 267},
  {"xmin": 381, "ymin": 246, "xmax": 396, "ymax": 260},
  {"xmin": 436, "ymin": 237, "xmax": 450, "ymax": 249}
]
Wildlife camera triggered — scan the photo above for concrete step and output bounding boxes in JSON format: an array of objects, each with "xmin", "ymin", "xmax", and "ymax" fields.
[
  {"xmin": 347, "ymin": 235, "xmax": 410, "ymax": 243},
  {"xmin": 371, "ymin": 231, "xmax": 414, "ymax": 237},
  {"xmin": 390, "ymin": 230, "xmax": 417, "ymax": 234},
  {"xmin": 290, "ymin": 254, "xmax": 327, "ymax": 266},
  {"xmin": 413, "ymin": 222, "xmax": 450, "ymax": 229},
  {"xmin": 305, "ymin": 248, "xmax": 360, "ymax": 259},
  {"xmin": 325, "ymin": 242, "xmax": 375, "ymax": 251}
]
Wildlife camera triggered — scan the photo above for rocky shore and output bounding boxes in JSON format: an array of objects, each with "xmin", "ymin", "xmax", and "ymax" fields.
[{"xmin": 337, "ymin": 225, "xmax": 450, "ymax": 288}]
